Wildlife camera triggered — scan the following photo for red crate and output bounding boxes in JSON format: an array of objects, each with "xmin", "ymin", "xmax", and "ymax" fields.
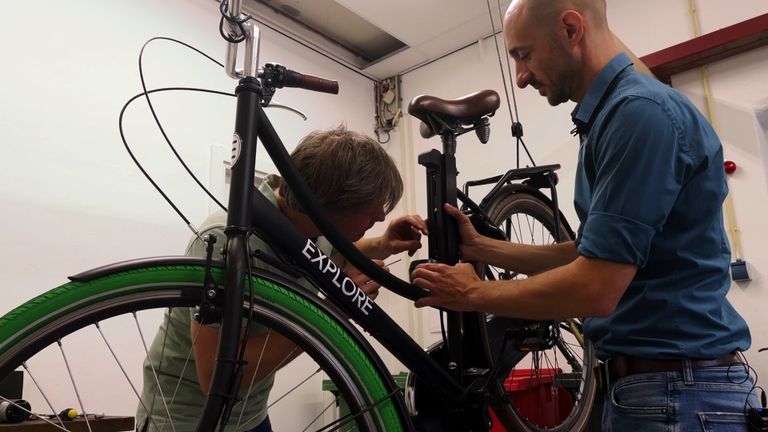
[{"xmin": 490, "ymin": 368, "xmax": 574, "ymax": 430}]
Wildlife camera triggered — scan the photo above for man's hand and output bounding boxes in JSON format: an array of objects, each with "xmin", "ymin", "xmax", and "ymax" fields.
[
  {"xmin": 411, "ymin": 262, "xmax": 480, "ymax": 311},
  {"xmin": 443, "ymin": 204, "xmax": 483, "ymax": 261},
  {"xmin": 344, "ymin": 259, "xmax": 390, "ymax": 300}
]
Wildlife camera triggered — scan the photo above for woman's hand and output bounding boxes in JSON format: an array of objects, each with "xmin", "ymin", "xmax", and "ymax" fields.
[{"xmin": 379, "ymin": 214, "xmax": 428, "ymax": 257}]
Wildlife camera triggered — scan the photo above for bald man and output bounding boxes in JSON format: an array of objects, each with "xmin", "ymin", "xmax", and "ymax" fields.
[{"xmin": 412, "ymin": 1, "xmax": 756, "ymax": 430}]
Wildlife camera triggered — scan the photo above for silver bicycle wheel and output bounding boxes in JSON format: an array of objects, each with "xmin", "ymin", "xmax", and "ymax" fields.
[{"xmin": 478, "ymin": 189, "xmax": 598, "ymax": 432}]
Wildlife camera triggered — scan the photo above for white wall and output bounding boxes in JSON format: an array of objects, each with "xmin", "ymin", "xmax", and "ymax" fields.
[
  {"xmin": 4, "ymin": 0, "xmax": 768, "ymax": 425},
  {"xmin": 0, "ymin": 0, "xmax": 382, "ymax": 426},
  {"xmin": 0, "ymin": 0, "xmax": 376, "ymax": 309},
  {"xmin": 398, "ymin": 0, "xmax": 768, "ymax": 380}
]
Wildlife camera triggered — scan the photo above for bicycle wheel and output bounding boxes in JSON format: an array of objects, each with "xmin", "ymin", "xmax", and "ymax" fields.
[
  {"xmin": 477, "ymin": 188, "xmax": 597, "ymax": 432},
  {"xmin": 0, "ymin": 262, "xmax": 407, "ymax": 432}
]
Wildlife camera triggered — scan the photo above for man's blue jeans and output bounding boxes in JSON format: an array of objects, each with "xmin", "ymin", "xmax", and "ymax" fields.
[{"xmin": 603, "ymin": 363, "xmax": 759, "ymax": 431}]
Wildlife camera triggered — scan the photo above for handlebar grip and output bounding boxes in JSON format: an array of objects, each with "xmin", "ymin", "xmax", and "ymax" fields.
[
  {"xmin": 300, "ymin": 74, "xmax": 339, "ymax": 94},
  {"xmin": 274, "ymin": 67, "xmax": 339, "ymax": 94},
  {"xmin": 284, "ymin": 69, "xmax": 339, "ymax": 94}
]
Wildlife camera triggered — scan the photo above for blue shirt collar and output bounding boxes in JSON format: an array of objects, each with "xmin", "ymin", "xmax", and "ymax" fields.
[{"xmin": 571, "ymin": 52, "xmax": 633, "ymax": 130}]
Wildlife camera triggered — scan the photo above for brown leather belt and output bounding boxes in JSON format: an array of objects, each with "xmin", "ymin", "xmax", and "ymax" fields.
[{"xmin": 597, "ymin": 353, "xmax": 740, "ymax": 389}]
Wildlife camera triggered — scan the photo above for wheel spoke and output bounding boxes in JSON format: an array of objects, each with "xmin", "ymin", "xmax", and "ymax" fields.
[
  {"xmin": 56, "ymin": 340, "xmax": 93, "ymax": 432},
  {"xmin": 136, "ymin": 312, "xmax": 177, "ymax": 432},
  {"xmin": 22, "ymin": 362, "xmax": 67, "ymax": 429},
  {"xmin": 94, "ymin": 322, "xmax": 145, "ymax": 416},
  {"xmin": 0, "ymin": 266, "xmax": 405, "ymax": 432},
  {"xmin": 479, "ymin": 192, "xmax": 596, "ymax": 431},
  {"xmin": 302, "ymin": 398, "xmax": 339, "ymax": 432},
  {"xmin": 235, "ymin": 328, "xmax": 274, "ymax": 430}
]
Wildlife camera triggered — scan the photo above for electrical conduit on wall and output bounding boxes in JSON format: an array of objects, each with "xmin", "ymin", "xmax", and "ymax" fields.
[{"xmin": 688, "ymin": 0, "xmax": 748, "ymax": 277}]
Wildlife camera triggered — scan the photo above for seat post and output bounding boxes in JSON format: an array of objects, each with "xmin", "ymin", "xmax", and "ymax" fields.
[
  {"xmin": 417, "ymin": 130, "xmax": 465, "ymax": 384},
  {"xmin": 418, "ymin": 131, "xmax": 459, "ymax": 265}
]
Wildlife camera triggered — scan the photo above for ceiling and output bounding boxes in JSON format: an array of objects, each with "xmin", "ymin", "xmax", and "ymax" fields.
[{"xmin": 243, "ymin": 0, "xmax": 513, "ymax": 80}]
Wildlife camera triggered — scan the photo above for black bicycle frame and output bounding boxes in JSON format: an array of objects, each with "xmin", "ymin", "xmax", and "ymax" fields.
[
  {"xmin": 418, "ymin": 135, "xmax": 469, "ymax": 385},
  {"xmin": 205, "ymin": 3, "xmax": 516, "ymax": 426},
  {"xmin": 199, "ymin": 73, "xmax": 471, "ymax": 430},
  {"xmin": 253, "ymin": 100, "xmax": 464, "ymax": 400},
  {"xmin": 197, "ymin": 77, "xmax": 263, "ymax": 431},
  {"xmin": 464, "ymin": 164, "xmax": 566, "ymax": 242},
  {"xmin": 201, "ymin": 71, "xmax": 581, "ymax": 430}
]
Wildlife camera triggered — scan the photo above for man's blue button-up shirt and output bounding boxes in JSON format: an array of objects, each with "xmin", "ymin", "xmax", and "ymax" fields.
[{"xmin": 572, "ymin": 53, "xmax": 750, "ymax": 360}]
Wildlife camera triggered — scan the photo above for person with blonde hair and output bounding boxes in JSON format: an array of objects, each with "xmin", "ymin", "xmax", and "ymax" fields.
[{"xmin": 137, "ymin": 125, "xmax": 427, "ymax": 432}]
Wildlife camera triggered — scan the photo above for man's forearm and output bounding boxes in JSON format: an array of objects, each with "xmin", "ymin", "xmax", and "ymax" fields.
[
  {"xmin": 468, "ymin": 255, "xmax": 634, "ymax": 319},
  {"xmin": 468, "ymin": 238, "xmax": 578, "ymax": 275}
]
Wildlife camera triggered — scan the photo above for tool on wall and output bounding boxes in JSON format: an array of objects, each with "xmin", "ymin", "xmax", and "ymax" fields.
[
  {"xmin": 374, "ymin": 76, "xmax": 402, "ymax": 144},
  {"xmin": 688, "ymin": 0, "xmax": 750, "ymax": 281}
]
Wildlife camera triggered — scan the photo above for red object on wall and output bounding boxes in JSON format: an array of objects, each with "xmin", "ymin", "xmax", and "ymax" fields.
[
  {"xmin": 724, "ymin": 160, "xmax": 737, "ymax": 175},
  {"xmin": 489, "ymin": 368, "xmax": 575, "ymax": 430}
]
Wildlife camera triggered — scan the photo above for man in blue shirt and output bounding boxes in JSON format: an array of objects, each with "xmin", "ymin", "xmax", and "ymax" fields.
[{"xmin": 411, "ymin": 0, "xmax": 756, "ymax": 429}]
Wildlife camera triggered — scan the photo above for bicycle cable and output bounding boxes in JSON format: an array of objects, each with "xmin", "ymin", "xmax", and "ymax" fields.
[
  {"xmin": 137, "ymin": 37, "xmax": 229, "ymax": 208},
  {"xmin": 736, "ymin": 352, "xmax": 766, "ymax": 415},
  {"xmin": 119, "ymin": 86, "xmax": 232, "ymax": 239},
  {"xmin": 124, "ymin": 33, "xmax": 308, "ymax": 241},
  {"xmin": 485, "ymin": 0, "xmax": 537, "ymax": 169}
]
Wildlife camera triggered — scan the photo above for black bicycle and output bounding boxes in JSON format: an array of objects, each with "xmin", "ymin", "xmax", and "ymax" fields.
[{"xmin": 0, "ymin": 2, "xmax": 595, "ymax": 431}]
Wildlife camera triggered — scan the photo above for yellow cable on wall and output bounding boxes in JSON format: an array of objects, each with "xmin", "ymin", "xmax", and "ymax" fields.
[{"xmin": 688, "ymin": 0, "xmax": 746, "ymax": 266}]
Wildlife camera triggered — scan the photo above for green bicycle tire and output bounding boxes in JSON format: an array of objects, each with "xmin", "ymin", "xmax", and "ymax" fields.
[{"xmin": 0, "ymin": 263, "xmax": 406, "ymax": 432}]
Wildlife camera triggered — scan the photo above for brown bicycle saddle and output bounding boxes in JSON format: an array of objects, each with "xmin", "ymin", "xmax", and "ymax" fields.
[{"xmin": 408, "ymin": 90, "xmax": 500, "ymax": 138}]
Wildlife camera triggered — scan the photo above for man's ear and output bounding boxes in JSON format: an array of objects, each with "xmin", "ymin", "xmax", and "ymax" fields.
[{"xmin": 560, "ymin": 10, "xmax": 584, "ymax": 46}]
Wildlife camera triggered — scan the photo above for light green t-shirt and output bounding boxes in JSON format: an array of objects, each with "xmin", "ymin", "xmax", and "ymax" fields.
[{"xmin": 135, "ymin": 179, "xmax": 335, "ymax": 431}]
